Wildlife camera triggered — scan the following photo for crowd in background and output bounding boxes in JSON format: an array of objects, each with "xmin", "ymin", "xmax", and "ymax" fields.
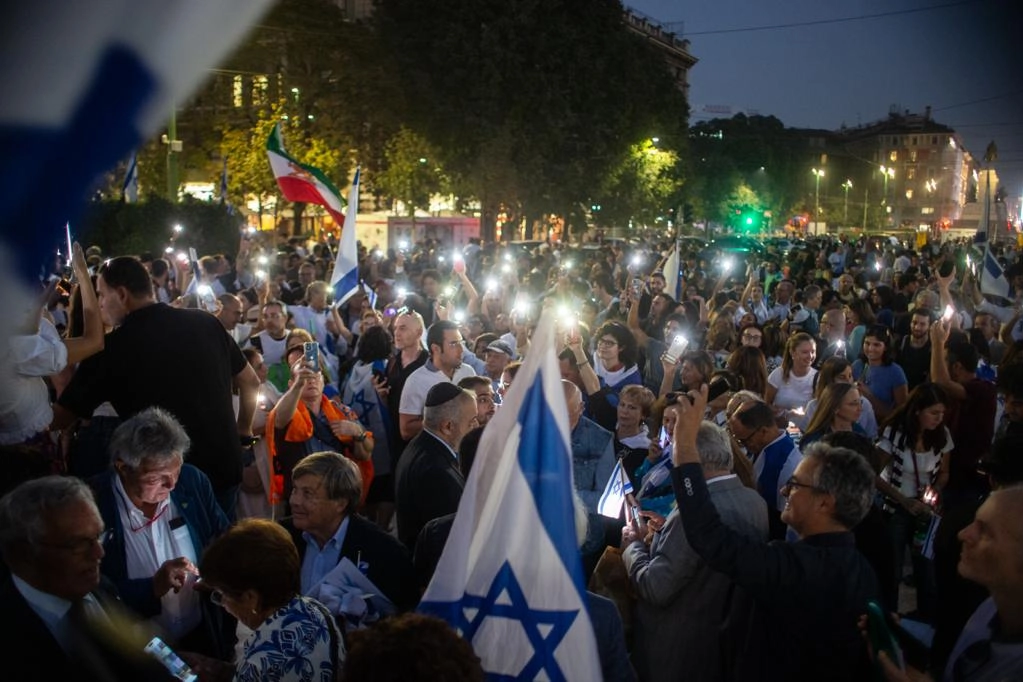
[{"xmin": 3, "ymin": 226, "xmax": 1023, "ymax": 681}]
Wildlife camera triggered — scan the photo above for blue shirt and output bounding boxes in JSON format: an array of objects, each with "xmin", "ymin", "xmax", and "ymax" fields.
[
  {"xmin": 851, "ymin": 360, "xmax": 907, "ymax": 413},
  {"xmin": 753, "ymin": 432, "xmax": 802, "ymax": 512},
  {"xmin": 300, "ymin": 516, "xmax": 350, "ymax": 594}
]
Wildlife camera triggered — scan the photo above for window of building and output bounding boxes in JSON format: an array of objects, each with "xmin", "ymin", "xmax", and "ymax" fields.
[
  {"xmin": 921, "ymin": 207, "xmax": 935, "ymax": 215},
  {"xmin": 232, "ymin": 76, "xmax": 244, "ymax": 107},
  {"xmin": 932, "ymin": 136, "xmax": 939, "ymax": 145},
  {"xmin": 892, "ymin": 136, "xmax": 899, "ymax": 146},
  {"xmin": 905, "ymin": 189, "xmax": 914, "ymax": 200},
  {"xmin": 911, "ymin": 137, "xmax": 917, "ymax": 146},
  {"xmin": 889, "ymin": 150, "xmax": 898, "ymax": 162},
  {"xmin": 909, "ymin": 150, "xmax": 917, "ymax": 163},
  {"xmin": 252, "ymin": 75, "xmax": 268, "ymax": 105},
  {"xmin": 907, "ymin": 167, "xmax": 916, "ymax": 179}
]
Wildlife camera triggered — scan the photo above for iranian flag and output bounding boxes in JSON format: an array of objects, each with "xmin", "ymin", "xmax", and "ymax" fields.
[{"xmin": 266, "ymin": 122, "xmax": 346, "ymax": 225}]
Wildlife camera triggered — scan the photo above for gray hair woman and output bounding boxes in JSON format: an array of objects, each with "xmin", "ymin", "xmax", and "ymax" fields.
[{"xmin": 91, "ymin": 407, "xmax": 230, "ymax": 654}]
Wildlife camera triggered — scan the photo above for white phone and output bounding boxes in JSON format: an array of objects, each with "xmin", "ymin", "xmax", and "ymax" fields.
[
  {"xmin": 144, "ymin": 637, "xmax": 198, "ymax": 682},
  {"xmin": 663, "ymin": 335, "xmax": 689, "ymax": 365}
]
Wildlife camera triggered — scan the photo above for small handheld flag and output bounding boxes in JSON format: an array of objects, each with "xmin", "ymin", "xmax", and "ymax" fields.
[{"xmin": 597, "ymin": 458, "xmax": 633, "ymax": 518}]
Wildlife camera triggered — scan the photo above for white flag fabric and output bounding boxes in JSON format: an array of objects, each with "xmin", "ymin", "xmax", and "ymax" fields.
[
  {"xmin": 330, "ymin": 166, "xmax": 361, "ymax": 306},
  {"xmin": 980, "ymin": 248, "xmax": 1011, "ymax": 299},
  {"xmin": 1, "ymin": 0, "xmax": 274, "ymax": 281},
  {"xmin": 661, "ymin": 238, "xmax": 682, "ymax": 301},
  {"xmin": 418, "ymin": 310, "xmax": 601, "ymax": 681},
  {"xmin": 597, "ymin": 458, "xmax": 633, "ymax": 519},
  {"xmin": 122, "ymin": 152, "xmax": 138, "ymax": 203}
]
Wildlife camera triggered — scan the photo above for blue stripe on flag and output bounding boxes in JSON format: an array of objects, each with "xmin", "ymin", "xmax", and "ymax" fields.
[
  {"xmin": 985, "ymin": 251, "xmax": 1001, "ymax": 279},
  {"xmin": 516, "ymin": 374, "xmax": 589, "ymax": 600},
  {"xmin": 3, "ymin": 45, "xmax": 154, "ymax": 281}
]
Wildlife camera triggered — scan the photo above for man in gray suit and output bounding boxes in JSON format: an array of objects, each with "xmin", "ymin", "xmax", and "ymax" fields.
[{"xmin": 622, "ymin": 421, "xmax": 768, "ymax": 682}]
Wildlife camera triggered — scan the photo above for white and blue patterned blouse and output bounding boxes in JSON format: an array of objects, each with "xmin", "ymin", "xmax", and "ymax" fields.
[{"xmin": 236, "ymin": 595, "xmax": 345, "ymax": 682}]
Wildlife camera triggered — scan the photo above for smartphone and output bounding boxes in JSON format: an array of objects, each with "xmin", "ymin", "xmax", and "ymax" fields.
[
  {"xmin": 144, "ymin": 637, "xmax": 199, "ymax": 682},
  {"xmin": 866, "ymin": 601, "xmax": 904, "ymax": 673},
  {"xmin": 303, "ymin": 341, "xmax": 319, "ymax": 368},
  {"xmin": 942, "ymin": 304, "xmax": 955, "ymax": 322},
  {"xmin": 631, "ymin": 278, "xmax": 643, "ymax": 296},
  {"xmin": 938, "ymin": 260, "xmax": 955, "ymax": 278},
  {"xmin": 835, "ymin": 339, "xmax": 846, "ymax": 358},
  {"xmin": 663, "ymin": 335, "xmax": 689, "ymax": 365},
  {"xmin": 707, "ymin": 376, "xmax": 731, "ymax": 403},
  {"xmin": 196, "ymin": 284, "xmax": 217, "ymax": 314}
]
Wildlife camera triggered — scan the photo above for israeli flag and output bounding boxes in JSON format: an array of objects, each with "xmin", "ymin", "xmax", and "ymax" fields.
[
  {"xmin": 122, "ymin": 152, "xmax": 138, "ymax": 203},
  {"xmin": 981, "ymin": 248, "xmax": 1011, "ymax": 299},
  {"xmin": 1, "ymin": 1, "xmax": 275, "ymax": 282},
  {"xmin": 419, "ymin": 310, "xmax": 601, "ymax": 680},
  {"xmin": 330, "ymin": 166, "xmax": 361, "ymax": 306},
  {"xmin": 597, "ymin": 458, "xmax": 633, "ymax": 519}
]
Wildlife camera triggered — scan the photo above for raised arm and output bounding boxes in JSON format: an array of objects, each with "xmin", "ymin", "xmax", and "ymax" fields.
[{"xmin": 63, "ymin": 242, "xmax": 105, "ymax": 365}]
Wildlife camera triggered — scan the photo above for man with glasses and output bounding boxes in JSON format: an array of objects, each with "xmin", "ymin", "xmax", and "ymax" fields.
[
  {"xmin": 398, "ymin": 321, "xmax": 476, "ymax": 441},
  {"xmin": 728, "ymin": 400, "xmax": 802, "ymax": 540},
  {"xmin": 0, "ymin": 476, "xmax": 169, "ymax": 679},
  {"xmin": 815, "ymin": 307, "xmax": 848, "ymax": 368},
  {"xmin": 671, "ymin": 388, "xmax": 879, "ymax": 682}
]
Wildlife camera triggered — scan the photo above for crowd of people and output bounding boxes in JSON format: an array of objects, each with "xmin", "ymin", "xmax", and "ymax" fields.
[{"xmin": 2, "ymin": 228, "xmax": 1023, "ymax": 680}]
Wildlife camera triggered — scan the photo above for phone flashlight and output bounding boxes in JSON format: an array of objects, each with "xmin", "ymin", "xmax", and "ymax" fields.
[
  {"xmin": 722, "ymin": 258, "xmax": 734, "ymax": 273},
  {"xmin": 942, "ymin": 304, "xmax": 955, "ymax": 322},
  {"xmin": 257, "ymin": 255, "xmax": 269, "ymax": 266},
  {"xmin": 874, "ymin": 261, "xmax": 882, "ymax": 272}
]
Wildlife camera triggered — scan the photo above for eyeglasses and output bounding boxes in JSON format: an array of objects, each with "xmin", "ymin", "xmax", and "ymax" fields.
[
  {"xmin": 781, "ymin": 476, "xmax": 827, "ymax": 496},
  {"xmin": 36, "ymin": 529, "xmax": 113, "ymax": 555},
  {"xmin": 597, "ymin": 338, "xmax": 618, "ymax": 347},
  {"xmin": 210, "ymin": 589, "xmax": 230, "ymax": 606},
  {"xmin": 727, "ymin": 426, "xmax": 759, "ymax": 447},
  {"xmin": 742, "ymin": 333, "xmax": 762, "ymax": 340}
]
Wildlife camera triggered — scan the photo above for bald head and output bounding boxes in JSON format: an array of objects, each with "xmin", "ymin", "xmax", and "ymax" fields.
[{"xmin": 562, "ymin": 380, "xmax": 584, "ymax": 430}]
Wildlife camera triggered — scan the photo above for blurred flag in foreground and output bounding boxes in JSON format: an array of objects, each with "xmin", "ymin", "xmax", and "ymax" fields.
[
  {"xmin": 1, "ymin": 0, "xmax": 274, "ymax": 282},
  {"xmin": 419, "ymin": 311, "xmax": 601, "ymax": 680}
]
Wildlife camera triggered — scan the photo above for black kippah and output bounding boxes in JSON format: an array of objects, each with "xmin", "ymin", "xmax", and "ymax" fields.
[{"xmin": 425, "ymin": 382, "xmax": 464, "ymax": 407}]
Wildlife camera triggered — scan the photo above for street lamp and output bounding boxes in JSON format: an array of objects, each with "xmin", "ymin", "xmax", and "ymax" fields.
[
  {"xmin": 841, "ymin": 179, "xmax": 853, "ymax": 225},
  {"xmin": 812, "ymin": 168, "xmax": 825, "ymax": 230},
  {"xmin": 879, "ymin": 165, "xmax": 895, "ymax": 203}
]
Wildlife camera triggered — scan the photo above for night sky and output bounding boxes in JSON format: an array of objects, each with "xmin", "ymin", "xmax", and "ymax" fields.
[{"xmin": 626, "ymin": 0, "xmax": 1023, "ymax": 201}]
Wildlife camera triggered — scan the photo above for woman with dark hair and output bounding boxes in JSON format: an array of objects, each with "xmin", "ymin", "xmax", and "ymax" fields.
[
  {"xmin": 846, "ymin": 297, "xmax": 877, "ymax": 359},
  {"xmin": 660, "ymin": 349, "xmax": 714, "ymax": 398},
  {"xmin": 725, "ymin": 345, "xmax": 768, "ymax": 398},
  {"xmin": 760, "ymin": 323, "xmax": 786, "ymax": 373},
  {"xmin": 341, "ymin": 325, "xmax": 395, "ymax": 528},
  {"xmin": 765, "ymin": 332, "xmax": 817, "ymax": 428},
  {"xmin": 704, "ymin": 312, "xmax": 737, "ymax": 368},
  {"xmin": 799, "ymin": 383, "xmax": 864, "ymax": 447},
  {"xmin": 591, "ymin": 321, "xmax": 641, "ymax": 392},
  {"xmin": 870, "ymin": 284, "xmax": 895, "ymax": 329},
  {"xmin": 852, "ymin": 324, "xmax": 908, "ymax": 420},
  {"xmin": 188, "ymin": 519, "xmax": 346, "ymax": 681},
  {"xmin": 876, "ymin": 383, "xmax": 952, "ymax": 622}
]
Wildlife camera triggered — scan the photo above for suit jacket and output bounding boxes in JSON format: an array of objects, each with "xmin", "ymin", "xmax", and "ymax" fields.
[
  {"xmin": 672, "ymin": 464, "xmax": 879, "ymax": 682},
  {"xmin": 91, "ymin": 465, "xmax": 230, "ymax": 617},
  {"xmin": 394, "ymin": 429, "xmax": 465, "ymax": 551},
  {"xmin": 286, "ymin": 515, "xmax": 419, "ymax": 612},
  {"xmin": 0, "ymin": 569, "xmax": 173, "ymax": 682},
  {"xmin": 623, "ymin": 475, "xmax": 768, "ymax": 682}
]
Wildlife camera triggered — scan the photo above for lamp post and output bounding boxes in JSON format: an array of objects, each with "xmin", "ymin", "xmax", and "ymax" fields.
[
  {"xmin": 841, "ymin": 179, "xmax": 853, "ymax": 225},
  {"xmin": 812, "ymin": 168, "xmax": 825, "ymax": 231}
]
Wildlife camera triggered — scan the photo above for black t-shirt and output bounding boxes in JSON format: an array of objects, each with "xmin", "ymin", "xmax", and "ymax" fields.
[
  {"xmin": 59, "ymin": 303, "xmax": 247, "ymax": 491},
  {"xmin": 896, "ymin": 338, "xmax": 931, "ymax": 391},
  {"xmin": 385, "ymin": 349, "xmax": 429, "ymax": 465}
]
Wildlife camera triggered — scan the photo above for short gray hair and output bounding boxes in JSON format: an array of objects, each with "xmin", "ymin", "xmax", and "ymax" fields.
[
  {"xmin": 291, "ymin": 452, "xmax": 362, "ymax": 512},
  {"xmin": 696, "ymin": 421, "xmax": 734, "ymax": 472},
  {"xmin": 109, "ymin": 407, "xmax": 191, "ymax": 470},
  {"xmin": 804, "ymin": 442, "xmax": 875, "ymax": 528},
  {"xmin": 0, "ymin": 476, "xmax": 99, "ymax": 552},
  {"xmin": 423, "ymin": 389, "xmax": 475, "ymax": 431}
]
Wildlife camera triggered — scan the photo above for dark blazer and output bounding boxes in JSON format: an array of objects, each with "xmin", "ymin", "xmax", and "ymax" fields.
[
  {"xmin": 285, "ymin": 514, "xmax": 418, "ymax": 612},
  {"xmin": 394, "ymin": 429, "xmax": 465, "ymax": 551},
  {"xmin": 0, "ymin": 569, "xmax": 173, "ymax": 682},
  {"xmin": 672, "ymin": 464, "xmax": 879, "ymax": 682},
  {"xmin": 91, "ymin": 464, "xmax": 230, "ymax": 617}
]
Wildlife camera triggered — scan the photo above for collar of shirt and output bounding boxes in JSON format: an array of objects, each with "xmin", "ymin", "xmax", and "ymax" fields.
[
  {"xmin": 423, "ymin": 427, "xmax": 459, "ymax": 461},
  {"xmin": 11, "ymin": 573, "xmax": 73, "ymax": 633},
  {"xmin": 113, "ymin": 473, "xmax": 170, "ymax": 529},
  {"xmin": 303, "ymin": 514, "xmax": 350, "ymax": 553}
]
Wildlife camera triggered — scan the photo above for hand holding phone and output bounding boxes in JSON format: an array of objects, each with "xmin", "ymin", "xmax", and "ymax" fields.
[
  {"xmin": 663, "ymin": 335, "xmax": 689, "ymax": 365},
  {"xmin": 865, "ymin": 601, "xmax": 904, "ymax": 673}
]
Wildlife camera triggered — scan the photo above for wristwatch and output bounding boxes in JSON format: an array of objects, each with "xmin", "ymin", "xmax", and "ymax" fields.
[{"xmin": 354, "ymin": 430, "xmax": 370, "ymax": 443}]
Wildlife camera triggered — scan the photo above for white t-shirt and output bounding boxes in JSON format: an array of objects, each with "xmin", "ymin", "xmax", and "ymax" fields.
[
  {"xmin": 399, "ymin": 360, "xmax": 476, "ymax": 416},
  {"xmin": 0, "ymin": 318, "xmax": 67, "ymax": 445},
  {"xmin": 290, "ymin": 306, "xmax": 332, "ymax": 348},
  {"xmin": 251, "ymin": 330, "xmax": 290, "ymax": 366},
  {"xmin": 878, "ymin": 426, "xmax": 953, "ymax": 498},
  {"xmin": 767, "ymin": 366, "xmax": 818, "ymax": 411}
]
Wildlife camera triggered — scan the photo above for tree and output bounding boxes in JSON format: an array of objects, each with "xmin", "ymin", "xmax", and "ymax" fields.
[
  {"xmin": 374, "ymin": 127, "xmax": 449, "ymax": 216},
  {"xmin": 594, "ymin": 139, "xmax": 683, "ymax": 229}
]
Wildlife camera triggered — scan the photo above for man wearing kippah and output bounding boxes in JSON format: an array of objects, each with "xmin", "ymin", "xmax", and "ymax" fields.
[{"xmin": 394, "ymin": 383, "xmax": 478, "ymax": 552}]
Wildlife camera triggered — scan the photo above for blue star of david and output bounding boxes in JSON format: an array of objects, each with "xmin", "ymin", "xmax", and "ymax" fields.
[
  {"xmin": 350, "ymin": 389, "xmax": 375, "ymax": 427},
  {"xmin": 420, "ymin": 561, "xmax": 579, "ymax": 681}
]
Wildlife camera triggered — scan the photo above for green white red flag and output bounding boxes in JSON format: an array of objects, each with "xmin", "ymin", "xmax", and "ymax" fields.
[{"xmin": 266, "ymin": 122, "xmax": 346, "ymax": 225}]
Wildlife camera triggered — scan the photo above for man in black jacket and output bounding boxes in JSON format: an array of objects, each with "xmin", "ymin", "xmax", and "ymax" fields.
[
  {"xmin": 286, "ymin": 451, "xmax": 417, "ymax": 612},
  {"xmin": 394, "ymin": 383, "xmax": 478, "ymax": 552},
  {"xmin": 670, "ymin": 385, "xmax": 879, "ymax": 682}
]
